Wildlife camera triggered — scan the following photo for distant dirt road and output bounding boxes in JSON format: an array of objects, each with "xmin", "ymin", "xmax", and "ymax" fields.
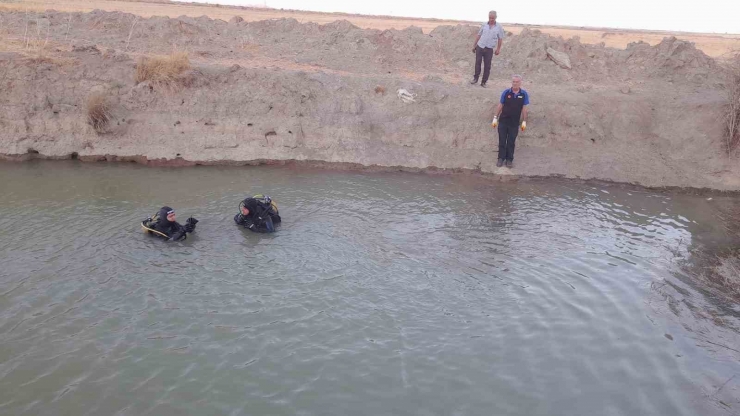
[{"xmin": 3, "ymin": 0, "xmax": 739, "ymax": 57}]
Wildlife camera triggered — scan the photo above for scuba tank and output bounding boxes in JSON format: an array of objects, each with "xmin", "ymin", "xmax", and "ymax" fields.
[
  {"xmin": 239, "ymin": 194, "xmax": 279, "ymax": 216},
  {"xmin": 254, "ymin": 194, "xmax": 279, "ymax": 215}
]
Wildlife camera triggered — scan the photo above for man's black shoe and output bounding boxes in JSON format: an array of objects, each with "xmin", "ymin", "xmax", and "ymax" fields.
[
  {"xmin": 505, "ymin": 160, "xmax": 513, "ymax": 168},
  {"xmin": 496, "ymin": 159, "xmax": 504, "ymax": 167},
  {"xmin": 470, "ymin": 78, "xmax": 478, "ymax": 85},
  {"xmin": 480, "ymin": 83, "xmax": 487, "ymax": 88}
]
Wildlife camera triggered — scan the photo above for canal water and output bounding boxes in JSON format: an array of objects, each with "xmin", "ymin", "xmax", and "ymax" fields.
[{"xmin": 0, "ymin": 161, "xmax": 738, "ymax": 415}]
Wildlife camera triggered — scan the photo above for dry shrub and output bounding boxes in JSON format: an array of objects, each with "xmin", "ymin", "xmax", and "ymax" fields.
[
  {"xmin": 135, "ymin": 52, "xmax": 191, "ymax": 86},
  {"xmin": 27, "ymin": 53, "xmax": 75, "ymax": 67},
  {"xmin": 87, "ymin": 92, "xmax": 111, "ymax": 134},
  {"xmin": 722, "ymin": 56, "xmax": 740, "ymax": 157},
  {"xmin": 374, "ymin": 85, "xmax": 386, "ymax": 95}
]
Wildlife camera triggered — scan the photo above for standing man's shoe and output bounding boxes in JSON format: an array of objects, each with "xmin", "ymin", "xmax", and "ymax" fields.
[
  {"xmin": 470, "ymin": 78, "xmax": 479, "ymax": 85},
  {"xmin": 496, "ymin": 159, "xmax": 504, "ymax": 167},
  {"xmin": 480, "ymin": 83, "xmax": 487, "ymax": 88},
  {"xmin": 505, "ymin": 160, "xmax": 513, "ymax": 168}
]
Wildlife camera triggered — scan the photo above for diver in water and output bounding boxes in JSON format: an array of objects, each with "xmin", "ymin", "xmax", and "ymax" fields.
[
  {"xmin": 234, "ymin": 195, "xmax": 281, "ymax": 233},
  {"xmin": 142, "ymin": 206, "xmax": 198, "ymax": 241}
]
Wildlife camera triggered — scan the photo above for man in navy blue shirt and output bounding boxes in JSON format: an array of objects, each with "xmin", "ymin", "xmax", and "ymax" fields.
[{"xmin": 491, "ymin": 75, "xmax": 529, "ymax": 168}]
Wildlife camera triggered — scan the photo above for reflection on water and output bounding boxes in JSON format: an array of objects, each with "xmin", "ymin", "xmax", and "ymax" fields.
[{"xmin": 0, "ymin": 161, "xmax": 738, "ymax": 416}]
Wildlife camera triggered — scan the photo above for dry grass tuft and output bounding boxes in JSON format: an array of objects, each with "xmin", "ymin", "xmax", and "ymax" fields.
[
  {"xmin": 374, "ymin": 85, "xmax": 386, "ymax": 95},
  {"xmin": 134, "ymin": 52, "xmax": 191, "ymax": 86},
  {"xmin": 26, "ymin": 53, "xmax": 76, "ymax": 67},
  {"xmin": 87, "ymin": 92, "xmax": 112, "ymax": 134},
  {"xmin": 722, "ymin": 56, "xmax": 740, "ymax": 157}
]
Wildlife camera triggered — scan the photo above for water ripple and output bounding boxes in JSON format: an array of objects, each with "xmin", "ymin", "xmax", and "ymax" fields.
[{"xmin": 0, "ymin": 162, "xmax": 736, "ymax": 416}]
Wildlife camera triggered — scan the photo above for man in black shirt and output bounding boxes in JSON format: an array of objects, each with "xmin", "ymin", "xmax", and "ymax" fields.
[
  {"xmin": 144, "ymin": 206, "xmax": 198, "ymax": 241},
  {"xmin": 491, "ymin": 75, "xmax": 529, "ymax": 168}
]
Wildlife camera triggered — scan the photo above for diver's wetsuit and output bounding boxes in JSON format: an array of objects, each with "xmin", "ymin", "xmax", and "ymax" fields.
[
  {"xmin": 234, "ymin": 198, "xmax": 281, "ymax": 233},
  {"xmin": 151, "ymin": 206, "xmax": 196, "ymax": 241}
]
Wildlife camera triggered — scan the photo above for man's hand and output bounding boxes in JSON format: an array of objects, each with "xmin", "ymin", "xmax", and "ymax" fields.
[
  {"xmin": 521, "ymin": 121, "xmax": 527, "ymax": 131},
  {"xmin": 472, "ymin": 46, "xmax": 477, "ymax": 54},
  {"xmin": 184, "ymin": 217, "xmax": 198, "ymax": 233},
  {"xmin": 495, "ymin": 49, "xmax": 500, "ymax": 56},
  {"xmin": 491, "ymin": 117, "xmax": 499, "ymax": 128}
]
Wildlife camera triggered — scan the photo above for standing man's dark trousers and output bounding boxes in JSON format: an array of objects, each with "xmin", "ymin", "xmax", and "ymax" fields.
[
  {"xmin": 498, "ymin": 121, "xmax": 519, "ymax": 161},
  {"xmin": 474, "ymin": 46, "xmax": 494, "ymax": 84}
]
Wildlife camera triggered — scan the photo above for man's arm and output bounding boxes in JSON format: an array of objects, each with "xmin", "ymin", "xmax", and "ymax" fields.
[
  {"xmin": 242, "ymin": 216, "xmax": 258, "ymax": 231},
  {"xmin": 495, "ymin": 26, "xmax": 504, "ymax": 55},
  {"xmin": 494, "ymin": 89, "xmax": 506, "ymax": 118},
  {"xmin": 472, "ymin": 25, "xmax": 484, "ymax": 52},
  {"xmin": 168, "ymin": 222, "xmax": 187, "ymax": 241},
  {"xmin": 235, "ymin": 213, "xmax": 259, "ymax": 231},
  {"xmin": 472, "ymin": 34, "xmax": 481, "ymax": 52},
  {"xmin": 521, "ymin": 92, "xmax": 530, "ymax": 122},
  {"xmin": 247, "ymin": 216, "xmax": 274, "ymax": 233}
]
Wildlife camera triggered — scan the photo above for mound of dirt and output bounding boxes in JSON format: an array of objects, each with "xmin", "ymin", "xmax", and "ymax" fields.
[
  {"xmin": 501, "ymin": 28, "xmax": 593, "ymax": 80},
  {"xmin": 500, "ymin": 28, "xmax": 716, "ymax": 82},
  {"xmin": 622, "ymin": 36, "xmax": 717, "ymax": 81},
  {"xmin": 0, "ymin": 9, "xmax": 721, "ymax": 85}
]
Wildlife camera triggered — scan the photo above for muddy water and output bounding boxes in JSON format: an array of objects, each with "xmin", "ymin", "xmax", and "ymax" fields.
[{"xmin": 0, "ymin": 161, "xmax": 738, "ymax": 416}]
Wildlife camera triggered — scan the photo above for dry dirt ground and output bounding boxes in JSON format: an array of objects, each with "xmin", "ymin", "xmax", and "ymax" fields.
[{"xmin": 0, "ymin": 1, "xmax": 739, "ymax": 189}]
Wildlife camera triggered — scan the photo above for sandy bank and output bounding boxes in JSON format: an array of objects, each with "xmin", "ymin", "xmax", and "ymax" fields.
[{"xmin": 0, "ymin": 9, "xmax": 739, "ymax": 190}]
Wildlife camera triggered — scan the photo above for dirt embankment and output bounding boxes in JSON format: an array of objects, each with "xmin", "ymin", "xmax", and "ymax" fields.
[
  {"xmin": 6, "ymin": 0, "xmax": 740, "ymax": 57},
  {"xmin": 0, "ymin": 9, "xmax": 738, "ymax": 189}
]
